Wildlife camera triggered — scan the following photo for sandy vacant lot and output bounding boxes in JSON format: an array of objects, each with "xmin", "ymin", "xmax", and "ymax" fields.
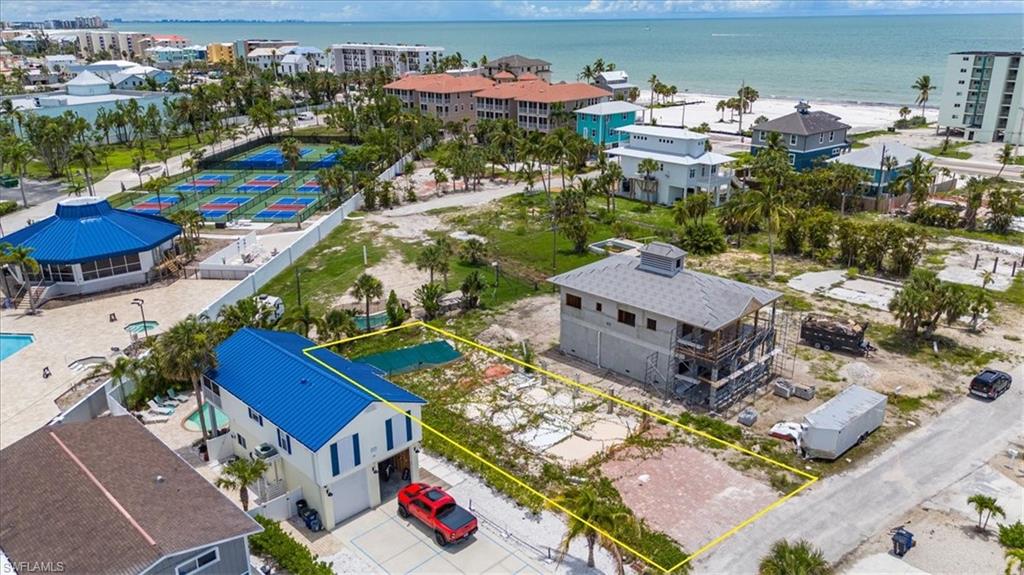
[{"xmin": 602, "ymin": 443, "xmax": 779, "ymax": 552}]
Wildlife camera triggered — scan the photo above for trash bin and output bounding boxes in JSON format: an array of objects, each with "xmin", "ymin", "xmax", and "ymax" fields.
[{"xmin": 891, "ymin": 527, "xmax": 914, "ymax": 557}]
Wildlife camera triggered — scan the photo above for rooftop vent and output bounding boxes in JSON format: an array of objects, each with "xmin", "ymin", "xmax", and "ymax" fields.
[
  {"xmin": 795, "ymin": 100, "xmax": 811, "ymax": 114},
  {"xmin": 637, "ymin": 242, "xmax": 686, "ymax": 277}
]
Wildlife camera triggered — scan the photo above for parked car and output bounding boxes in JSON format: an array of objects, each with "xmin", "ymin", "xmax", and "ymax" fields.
[
  {"xmin": 969, "ymin": 369, "xmax": 1012, "ymax": 399},
  {"xmin": 297, "ymin": 111, "xmax": 314, "ymax": 121},
  {"xmin": 397, "ymin": 483, "xmax": 478, "ymax": 547}
]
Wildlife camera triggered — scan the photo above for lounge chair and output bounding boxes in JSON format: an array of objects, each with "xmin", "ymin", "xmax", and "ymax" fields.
[
  {"xmin": 155, "ymin": 393, "xmax": 184, "ymax": 406},
  {"xmin": 134, "ymin": 410, "xmax": 171, "ymax": 424},
  {"xmin": 167, "ymin": 389, "xmax": 190, "ymax": 403},
  {"xmin": 147, "ymin": 400, "xmax": 174, "ymax": 415}
]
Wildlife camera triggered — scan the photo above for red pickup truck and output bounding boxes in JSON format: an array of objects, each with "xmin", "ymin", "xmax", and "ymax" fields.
[{"xmin": 397, "ymin": 483, "xmax": 478, "ymax": 546}]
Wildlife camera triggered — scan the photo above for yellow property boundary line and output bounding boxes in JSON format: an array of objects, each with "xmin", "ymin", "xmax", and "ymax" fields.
[{"xmin": 304, "ymin": 321, "xmax": 818, "ymax": 573}]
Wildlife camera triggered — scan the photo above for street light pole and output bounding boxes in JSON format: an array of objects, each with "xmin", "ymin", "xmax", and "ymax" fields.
[
  {"xmin": 131, "ymin": 298, "xmax": 148, "ymax": 339},
  {"xmin": 294, "ymin": 268, "xmax": 303, "ymax": 307}
]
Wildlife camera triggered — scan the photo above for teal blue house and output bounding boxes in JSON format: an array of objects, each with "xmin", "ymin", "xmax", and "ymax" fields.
[{"xmin": 575, "ymin": 101, "xmax": 645, "ymax": 147}]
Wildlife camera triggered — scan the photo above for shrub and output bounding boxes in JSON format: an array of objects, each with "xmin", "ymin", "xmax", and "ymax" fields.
[
  {"xmin": 249, "ymin": 515, "xmax": 333, "ymax": 575},
  {"xmin": 1000, "ymin": 521, "xmax": 1024, "ymax": 549},
  {"xmin": 908, "ymin": 205, "xmax": 960, "ymax": 229},
  {"xmin": 0, "ymin": 200, "xmax": 17, "ymax": 217},
  {"xmin": 679, "ymin": 220, "xmax": 726, "ymax": 255}
]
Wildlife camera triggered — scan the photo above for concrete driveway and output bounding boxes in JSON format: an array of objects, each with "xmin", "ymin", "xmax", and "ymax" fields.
[{"xmin": 340, "ymin": 506, "xmax": 542, "ymax": 574}]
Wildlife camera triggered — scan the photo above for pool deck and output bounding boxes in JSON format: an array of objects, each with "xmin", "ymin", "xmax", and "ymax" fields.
[{"xmin": 0, "ymin": 279, "xmax": 238, "ymax": 448}]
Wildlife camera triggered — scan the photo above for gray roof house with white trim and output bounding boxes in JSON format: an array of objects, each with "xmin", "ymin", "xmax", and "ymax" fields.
[
  {"xmin": 828, "ymin": 141, "xmax": 934, "ymax": 194},
  {"xmin": 549, "ymin": 242, "xmax": 782, "ymax": 411}
]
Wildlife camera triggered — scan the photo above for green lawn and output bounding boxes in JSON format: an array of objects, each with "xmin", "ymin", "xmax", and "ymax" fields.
[
  {"xmin": 26, "ymin": 132, "xmax": 204, "ymax": 182},
  {"xmin": 849, "ymin": 130, "xmax": 893, "ymax": 149}
]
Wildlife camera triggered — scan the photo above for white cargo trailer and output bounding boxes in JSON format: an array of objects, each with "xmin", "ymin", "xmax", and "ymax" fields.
[{"xmin": 798, "ymin": 385, "xmax": 887, "ymax": 460}]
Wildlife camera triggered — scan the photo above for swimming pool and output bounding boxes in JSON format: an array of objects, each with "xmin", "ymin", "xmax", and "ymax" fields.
[
  {"xmin": 0, "ymin": 333, "xmax": 34, "ymax": 361},
  {"xmin": 125, "ymin": 321, "xmax": 160, "ymax": 334},
  {"xmin": 184, "ymin": 403, "xmax": 230, "ymax": 432},
  {"xmin": 355, "ymin": 311, "xmax": 389, "ymax": 331}
]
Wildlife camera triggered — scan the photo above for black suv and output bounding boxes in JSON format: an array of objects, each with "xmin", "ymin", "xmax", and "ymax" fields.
[{"xmin": 969, "ymin": 369, "xmax": 1013, "ymax": 399}]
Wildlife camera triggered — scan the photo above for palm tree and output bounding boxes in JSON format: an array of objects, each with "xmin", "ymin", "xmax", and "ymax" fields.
[
  {"xmin": 647, "ymin": 73, "xmax": 659, "ymax": 108},
  {"xmin": 460, "ymin": 238, "xmax": 488, "ymax": 266},
  {"xmin": 414, "ymin": 281, "xmax": 445, "ymax": 320},
  {"xmin": 893, "ymin": 154, "xmax": 936, "ymax": 206},
  {"xmin": 746, "ymin": 138, "xmax": 795, "ymax": 276},
  {"xmin": 158, "ymin": 315, "xmax": 218, "ymax": 455},
  {"xmin": 280, "ymin": 137, "xmax": 301, "ymax": 172},
  {"xmin": 601, "ymin": 160, "xmax": 623, "ymax": 211},
  {"xmin": 460, "ymin": 270, "xmax": 486, "ymax": 310},
  {"xmin": 131, "ymin": 153, "xmax": 145, "ymax": 187},
  {"xmin": 416, "ymin": 244, "xmax": 445, "ymax": 283},
  {"xmin": 431, "ymin": 166, "xmax": 449, "ymax": 194},
  {"xmin": 716, "ymin": 99, "xmax": 728, "ymax": 122},
  {"xmin": 967, "ymin": 494, "xmax": 1006, "ymax": 531},
  {"xmin": 637, "ymin": 157, "xmax": 660, "ymax": 204},
  {"xmin": 1006, "ymin": 548, "xmax": 1024, "ymax": 575},
  {"xmin": 70, "ymin": 141, "xmax": 98, "ymax": 196},
  {"xmin": 280, "ymin": 303, "xmax": 325, "ymax": 339},
  {"xmin": 4, "ymin": 246, "xmax": 40, "ymax": 313},
  {"xmin": 758, "ymin": 539, "xmax": 831, "ymax": 575},
  {"xmin": 323, "ymin": 308, "xmax": 359, "ymax": 342},
  {"xmin": 912, "ymin": 75, "xmax": 935, "ymax": 119},
  {"xmin": 996, "ymin": 143, "xmax": 1014, "ymax": 177},
  {"xmin": 215, "ymin": 457, "xmax": 269, "ymax": 511},
  {"xmin": 830, "ymin": 162, "xmax": 865, "ymax": 215},
  {"xmin": 898, "ymin": 106, "xmax": 912, "ymax": 121},
  {"xmin": 3, "ymin": 137, "xmax": 34, "ymax": 208},
  {"xmin": 349, "ymin": 273, "xmax": 383, "ymax": 332},
  {"xmin": 551, "ymin": 484, "xmax": 638, "ymax": 574},
  {"xmin": 89, "ymin": 356, "xmax": 141, "ymax": 406}
]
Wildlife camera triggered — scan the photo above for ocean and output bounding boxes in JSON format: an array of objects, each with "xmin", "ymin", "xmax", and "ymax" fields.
[{"xmin": 113, "ymin": 14, "xmax": 1020, "ymax": 105}]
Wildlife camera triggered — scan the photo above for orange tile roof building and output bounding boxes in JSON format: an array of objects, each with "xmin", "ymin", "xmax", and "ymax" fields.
[
  {"xmin": 384, "ymin": 73, "xmax": 496, "ymax": 126},
  {"xmin": 475, "ymin": 81, "xmax": 611, "ymax": 132}
]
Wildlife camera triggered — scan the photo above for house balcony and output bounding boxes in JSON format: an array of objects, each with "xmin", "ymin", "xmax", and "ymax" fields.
[{"xmin": 675, "ymin": 323, "xmax": 775, "ymax": 364}]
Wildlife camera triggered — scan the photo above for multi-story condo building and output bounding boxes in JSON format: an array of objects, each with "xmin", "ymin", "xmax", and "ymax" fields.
[
  {"xmin": 74, "ymin": 30, "xmax": 149, "ymax": 59},
  {"xmin": 206, "ymin": 42, "xmax": 236, "ymax": 64},
  {"xmin": 938, "ymin": 51, "xmax": 1023, "ymax": 145},
  {"xmin": 607, "ymin": 125, "xmax": 734, "ymax": 205},
  {"xmin": 550, "ymin": 242, "xmax": 783, "ymax": 412},
  {"xmin": 246, "ymin": 45, "xmax": 325, "ymax": 74},
  {"xmin": 474, "ymin": 80, "xmax": 610, "ymax": 133},
  {"xmin": 234, "ymin": 38, "xmax": 297, "ymax": 63},
  {"xmin": 142, "ymin": 34, "xmax": 188, "ymax": 49},
  {"xmin": 329, "ymin": 42, "xmax": 443, "ymax": 75},
  {"xmin": 384, "ymin": 73, "xmax": 495, "ymax": 126},
  {"xmin": 483, "ymin": 54, "xmax": 552, "ymax": 82},
  {"xmin": 750, "ymin": 101, "xmax": 850, "ymax": 170}
]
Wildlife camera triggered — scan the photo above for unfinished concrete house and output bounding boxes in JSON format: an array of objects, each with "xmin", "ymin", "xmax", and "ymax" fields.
[{"xmin": 549, "ymin": 242, "xmax": 783, "ymax": 411}]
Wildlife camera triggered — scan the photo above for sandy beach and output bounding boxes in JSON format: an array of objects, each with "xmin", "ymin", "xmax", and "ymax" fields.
[{"xmin": 640, "ymin": 90, "xmax": 939, "ymax": 134}]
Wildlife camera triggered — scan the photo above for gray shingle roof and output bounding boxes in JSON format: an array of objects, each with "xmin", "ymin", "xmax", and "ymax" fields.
[
  {"xmin": 488, "ymin": 54, "xmax": 551, "ymax": 68},
  {"xmin": 755, "ymin": 107, "xmax": 851, "ymax": 136},
  {"xmin": 548, "ymin": 254, "xmax": 782, "ymax": 331}
]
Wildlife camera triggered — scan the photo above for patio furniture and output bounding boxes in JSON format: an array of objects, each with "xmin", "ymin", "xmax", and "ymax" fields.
[
  {"xmin": 147, "ymin": 400, "xmax": 174, "ymax": 415},
  {"xmin": 135, "ymin": 410, "xmax": 171, "ymax": 424},
  {"xmin": 155, "ymin": 393, "xmax": 184, "ymax": 406},
  {"xmin": 167, "ymin": 389, "xmax": 190, "ymax": 403}
]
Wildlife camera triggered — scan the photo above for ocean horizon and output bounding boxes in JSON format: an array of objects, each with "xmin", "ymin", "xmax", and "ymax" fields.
[{"xmin": 112, "ymin": 14, "xmax": 1019, "ymax": 106}]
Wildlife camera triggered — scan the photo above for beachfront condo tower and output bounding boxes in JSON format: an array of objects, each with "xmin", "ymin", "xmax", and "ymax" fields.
[{"xmin": 938, "ymin": 51, "xmax": 1024, "ymax": 145}]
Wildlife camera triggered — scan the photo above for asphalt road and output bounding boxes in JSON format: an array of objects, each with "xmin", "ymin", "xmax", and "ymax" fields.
[{"xmin": 693, "ymin": 363, "xmax": 1024, "ymax": 574}]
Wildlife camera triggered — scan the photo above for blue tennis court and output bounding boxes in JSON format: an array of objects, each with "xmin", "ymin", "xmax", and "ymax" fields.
[
  {"xmin": 175, "ymin": 173, "xmax": 234, "ymax": 192},
  {"xmin": 237, "ymin": 148, "xmax": 314, "ymax": 169},
  {"xmin": 296, "ymin": 178, "xmax": 321, "ymax": 193},
  {"xmin": 235, "ymin": 175, "xmax": 290, "ymax": 193},
  {"xmin": 254, "ymin": 197, "xmax": 316, "ymax": 220},
  {"xmin": 199, "ymin": 196, "xmax": 253, "ymax": 219},
  {"xmin": 128, "ymin": 196, "xmax": 181, "ymax": 215}
]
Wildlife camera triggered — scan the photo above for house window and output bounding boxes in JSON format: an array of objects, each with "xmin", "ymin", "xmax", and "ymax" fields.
[
  {"xmin": 758, "ymin": 131, "xmax": 765, "ymax": 142},
  {"xmin": 385, "ymin": 418, "xmax": 394, "ymax": 451},
  {"xmin": 829, "ymin": 131, "xmax": 835, "ymax": 142},
  {"xmin": 330, "ymin": 442, "xmax": 340, "ymax": 476},
  {"xmin": 689, "ymin": 168, "xmax": 696, "ymax": 178},
  {"xmin": 406, "ymin": 410, "xmax": 413, "ymax": 441},
  {"xmin": 237, "ymin": 433, "xmax": 246, "ymax": 449},
  {"xmin": 788, "ymin": 134, "xmax": 797, "ymax": 146},
  {"xmin": 276, "ymin": 428, "xmax": 292, "ymax": 454},
  {"xmin": 788, "ymin": 154, "xmax": 795, "ymax": 165},
  {"xmin": 352, "ymin": 434, "xmax": 361, "ymax": 466},
  {"xmin": 565, "ymin": 293, "xmax": 582, "ymax": 309},
  {"xmin": 647, "ymin": 318, "xmax": 657, "ymax": 331},
  {"xmin": 248, "ymin": 407, "xmax": 263, "ymax": 426},
  {"xmin": 175, "ymin": 548, "xmax": 219, "ymax": 575},
  {"xmin": 832, "ymin": 148, "xmax": 841, "ymax": 156},
  {"xmin": 818, "ymin": 133, "xmax": 824, "ymax": 144},
  {"xmin": 595, "ymin": 302, "xmax": 603, "ymax": 312},
  {"xmin": 617, "ymin": 309, "xmax": 636, "ymax": 326}
]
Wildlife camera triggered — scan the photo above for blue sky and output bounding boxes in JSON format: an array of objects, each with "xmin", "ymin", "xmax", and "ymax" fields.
[{"xmin": 5, "ymin": 0, "xmax": 1019, "ymax": 22}]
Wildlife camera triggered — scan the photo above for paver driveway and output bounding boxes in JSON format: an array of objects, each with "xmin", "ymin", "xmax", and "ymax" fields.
[{"xmin": 345, "ymin": 507, "xmax": 543, "ymax": 575}]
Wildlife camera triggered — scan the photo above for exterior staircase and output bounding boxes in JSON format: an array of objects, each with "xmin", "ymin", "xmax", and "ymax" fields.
[{"xmin": 16, "ymin": 285, "xmax": 48, "ymax": 310}]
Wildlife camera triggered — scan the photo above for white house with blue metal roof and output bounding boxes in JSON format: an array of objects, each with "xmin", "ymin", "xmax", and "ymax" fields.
[
  {"xmin": 203, "ymin": 328, "xmax": 427, "ymax": 528},
  {"xmin": 1, "ymin": 197, "xmax": 181, "ymax": 303}
]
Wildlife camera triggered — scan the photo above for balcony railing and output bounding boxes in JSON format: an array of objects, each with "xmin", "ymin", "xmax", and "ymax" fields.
[{"xmin": 675, "ymin": 323, "xmax": 774, "ymax": 364}]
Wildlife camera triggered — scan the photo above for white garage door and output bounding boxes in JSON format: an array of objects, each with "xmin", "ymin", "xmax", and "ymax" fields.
[{"xmin": 331, "ymin": 470, "xmax": 370, "ymax": 526}]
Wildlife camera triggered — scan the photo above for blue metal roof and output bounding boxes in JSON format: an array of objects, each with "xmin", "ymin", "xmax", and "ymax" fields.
[
  {"xmin": 1, "ymin": 199, "xmax": 180, "ymax": 265},
  {"xmin": 208, "ymin": 328, "xmax": 426, "ymax": 452}
]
